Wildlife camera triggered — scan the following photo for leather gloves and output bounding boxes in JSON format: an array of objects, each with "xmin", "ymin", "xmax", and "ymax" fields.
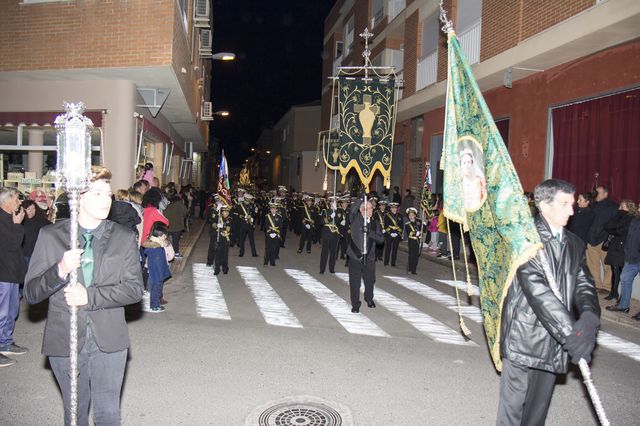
[{"xmin": 564, "ymin": 311, "xmax": 600, "ymax": 364}]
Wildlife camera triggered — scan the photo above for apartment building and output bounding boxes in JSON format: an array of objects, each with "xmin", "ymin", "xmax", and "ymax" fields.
[
  {"xmin": 321, "ymin": 0, "xmax": 640, "ymax": 199},
  {"xmin": 254, "ymin": 101, "xmax": 324, "ymax": 193},
  {"xmin": 0, "ymin": 0, "xmax": 217, "ymax": 191}
]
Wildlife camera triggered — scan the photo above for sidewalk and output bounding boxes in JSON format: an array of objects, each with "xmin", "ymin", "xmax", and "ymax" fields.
[
  {"xmin": 169, "ymin": 218, "xmax": 206, "ymax": 275},
  {"xmin": 398, "ymin": 241, "xmax": 640, "ymax": 330}
]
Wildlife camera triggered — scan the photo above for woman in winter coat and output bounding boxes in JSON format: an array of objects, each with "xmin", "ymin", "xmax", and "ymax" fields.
[{"xmin": 603, "ymin": 199, "xmax": 637, "ymax": 300}]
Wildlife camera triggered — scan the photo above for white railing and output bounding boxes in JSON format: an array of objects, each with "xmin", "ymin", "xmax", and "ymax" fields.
[
  {"xmin": 416, "ymin": 50, "xmax": 437, "ymax": 91},
  {"xmin": 458, "ymin": 20, "xmax": 481, "ymax": 65},
  {"xmin": 371, "ymin": 7, "xmax": 385, "ymax": 28},
  {"xmin": 388, "ymin": 0, "xmax": 406, "ymax": 23},
  {"xmin": 345, "ymin": 29, "xmax": 354, "ymax": 56}
]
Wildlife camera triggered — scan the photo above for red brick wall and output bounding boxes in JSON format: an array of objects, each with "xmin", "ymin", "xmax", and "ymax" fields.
[
  {"xmin": 481, "ymin": 0, "xmax": 593, "ymax": 62},
  {"xmin": 419, "ymin": 40, "xmax": 640, "ymax": 192},
  {"xmin": 403, "ymin": 10, "xmax": 419, "ymax": 96},
  {"xmin": 0, "ymin": 0, "xmax": 174, "ymax": 71}
]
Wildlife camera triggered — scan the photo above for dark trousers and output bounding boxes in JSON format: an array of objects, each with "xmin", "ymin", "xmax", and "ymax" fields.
[
  {"xmin": 265, "ymin": 235, "xmax": 280, "ymax": 266},
  {"xmin": 298, "ymin": 225, "xmax": 313, "ymax": 252},
  {"xmin": 206, "ymin": 233, "xmax": 218, "ymax": 265},
  {"xmin": 320, "ymin": 234, "xmax": 339, "ymax": 273},
  {"xmin": 49, "ymin": 326, "xmax": 127, "ymax": 426},
  {"xmin": 280, "ymin": 221, "xmax": 288, "ymax": 247},
  {"xmin": 610, "ymin": 265, "xmax": 622, "ymax": 297},
  {"xmin": 169, "ymin": 231, "xmax": 182, "ymax": 254},
  {"xmin": 384, "ymin": 235, "xmax": 401, "ymax": 266},
  {"xmin": 215, "ymin": 240, "xmax": 229, "ymax": 273},
  {"xmin": 348, "ymin": 256, "xmax": 376, "ymax": 307},
  {"xmin": 338, "ymin": 235, "xmax": 348, "ymax": 258},
  {"xmin": 496, "ymin": 359, "xmax": 557, "ymax": 426},
  {"xmin": 375, "ymin": 240, "xmax": 384, "ymax": 260},
  {"xmin": 238, "ymin": 224, "xmax": 257, "ymax": 256},
  {"xmin": 407, "ymin": 238, "xmax": 420, "ymax": 273},
  {"xmin": 0, "ymin": 282, "xmax": 19, "ymax": 346}
]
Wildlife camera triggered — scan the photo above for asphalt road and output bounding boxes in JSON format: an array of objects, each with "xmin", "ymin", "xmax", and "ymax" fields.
[{"xmin": 2, "ymin": 230, "xmax": 639, "ymax": 425}]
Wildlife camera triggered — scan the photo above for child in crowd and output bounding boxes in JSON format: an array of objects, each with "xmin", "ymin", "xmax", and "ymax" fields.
[{"xmin": 141, "ymin": 221, "xmax": 175, "ymax": 312}]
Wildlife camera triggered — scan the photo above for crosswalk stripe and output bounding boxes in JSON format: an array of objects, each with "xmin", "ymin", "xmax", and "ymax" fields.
[
  {"xmin": 284, "ymin": 269, "xmax": 389, "ymax": 337},
  {"xmin": 596, "ymin": 331, "xmax": 640, "ymax": 362},
  {"xmin": 236, "ymin": 266, "xmax": 303, "ymax": 328},
  {"xmin": 336, "ymin": 273, "xmax": 475, "ymax": 346},
  {"xmin": 435, "ymin": 279, "xmax": 480, "ymax": 297},
  {"xmin": 418, "ymin": 277, "xmax": 640, "ymax": 363},
  {"xmin": 386, "ymin": 276, "xmax": 483, "ymax": 323},
  {"xmin": 192, "ymin": 263, "xmax": 231, "ymax": 320}
]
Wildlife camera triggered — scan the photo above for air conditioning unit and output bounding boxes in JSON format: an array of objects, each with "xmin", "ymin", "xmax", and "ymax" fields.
[
  {"xmin": 199, "ymin": 29, "xmax": 213, "ymax": 58},
  {"xmin": 201, "ymin": 101, "xmax": 213, "ymax": 121},
  {"xmin": 194, "ymin": 0, "xmax": 210, "ymax": 28}
]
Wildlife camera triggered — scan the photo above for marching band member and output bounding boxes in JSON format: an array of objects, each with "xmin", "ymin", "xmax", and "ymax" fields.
[
  {"xmin": 263, "ymin": 201, "xmax": 282, "ymax": 266},
  {"xmin": 404, "ymin": 207, "xmax": 425, "ymax": 275},
  {"xmin": 319, "ymin": 197, "xmax": 340, "ymax": 274},
  {"xmin": 383, "ymin": 202, "xmax": 404, "ymax": 266}
]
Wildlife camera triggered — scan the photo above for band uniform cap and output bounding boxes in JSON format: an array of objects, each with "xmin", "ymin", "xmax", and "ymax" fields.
[
  {"xmin": 389, "ymin": 202, "xmax": 399, "ymax": 207},
  {"xmin": 378, "ymin": 200, "xmax": 388, "ymax": 205},
  {"xmin": 406, "ymin": 207, "xmax": 418, "ymax": 215},
  {"xmin": 244, "ymin": 193, "xmax": 254, "ymax": 200},
  {"xmin": 269, "ymin": 201, "xmax": 280, "ymax": 208}
]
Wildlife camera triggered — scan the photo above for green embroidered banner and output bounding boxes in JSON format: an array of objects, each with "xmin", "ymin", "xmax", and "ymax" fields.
[
  {"xmin": 319, "ymin": 129, "xmax": 341, "ymax": 170},
  {"xmin": 337, "ymin": 77, "xmax": 396, "ymax": 190},
  {"xmin": 441, "ymin": 33, "xmax": 542, "ymax": 371}
]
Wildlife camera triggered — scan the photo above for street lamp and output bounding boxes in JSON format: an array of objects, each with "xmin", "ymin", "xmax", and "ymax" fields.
[{"xmin": 212, "ymin": 52, "xmax": 236, "ymax": 61}]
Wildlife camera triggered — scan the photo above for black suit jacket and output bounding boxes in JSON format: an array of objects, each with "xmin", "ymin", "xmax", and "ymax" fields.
[{"xmin": 24, "ymin": 219, "xmax": 144, "ymax": 357}]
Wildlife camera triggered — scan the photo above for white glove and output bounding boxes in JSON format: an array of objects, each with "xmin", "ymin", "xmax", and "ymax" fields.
[
  {"xmin": 216, "ymin": 223, "xmax": 223, "ymax": 229},
  {"xmin": 416, "ymin": 231, "xmax": 421, "ymax": 237},
  {"xmin": 305, "ymin": 224, "xmax": 311, "ymax": 229},
  {"xmin": 340, "ymin": 220, "xmax": 346, "ymax": 226},
  {"xmin": 269, "ymin": 233, "xmax": 277, "ymax": 238},
  {"xmin": 390, "ymin": 232, "xmax": 397, "ymax": 238},
  {"xmin": 382, "ymin": 229, "xmax": 386, "ymax": 234},
  {"xmin": 330, "ymin": 212, "xmax": 335, "ymax": 218}
]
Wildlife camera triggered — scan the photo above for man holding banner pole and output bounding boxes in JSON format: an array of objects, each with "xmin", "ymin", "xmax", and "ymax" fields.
[
  {"xmin": 346, "ymin": 197, "xmax": 384, "ymax": 313},
  {"xmin": 496, "ymin": 179, "xmax": 600, "ymax": 425}
]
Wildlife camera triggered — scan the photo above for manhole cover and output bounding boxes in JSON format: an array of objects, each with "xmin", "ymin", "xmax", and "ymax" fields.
[
  {"xmin": 247, "ymin": 396, "xmax": 352, "ymax": 426},
  {"xmin": 259, "ymin": 402, "xmax": 341, "ymax": 425}
]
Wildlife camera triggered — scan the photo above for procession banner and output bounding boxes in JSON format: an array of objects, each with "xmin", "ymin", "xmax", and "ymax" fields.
[
  {"xmin": 441, "ymin": 32, "xmax": 542, "ymax": 371},
  {"xmin": 217, "ymin": 150, "xmax": 232, "ymax": 206},
  {"xmin": 320, "ymin": 129, "xmax": 341, "ymax": 170},
  {"xmin": 337, "ymin": 77, "xmax": 396, "ymax": 190}
]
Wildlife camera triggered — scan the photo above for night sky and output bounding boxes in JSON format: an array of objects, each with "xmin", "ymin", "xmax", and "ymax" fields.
[{"xmin": 211, "ymin": 0, "xmax": 336, "ymax": 167}]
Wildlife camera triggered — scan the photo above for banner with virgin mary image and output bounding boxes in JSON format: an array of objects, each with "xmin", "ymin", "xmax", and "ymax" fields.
[
  {"xmin": 337, "ymin": 77, "xmax": 396, "ymax": 190},
  {"xmin": 441, "ymin": 32, "xmax": 542, "ymax": 371}
]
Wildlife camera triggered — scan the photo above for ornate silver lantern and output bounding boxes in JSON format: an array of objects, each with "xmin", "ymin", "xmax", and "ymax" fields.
[{"xmin": 54, "ymin": 101, "xmax": 93, "ymax": 426}]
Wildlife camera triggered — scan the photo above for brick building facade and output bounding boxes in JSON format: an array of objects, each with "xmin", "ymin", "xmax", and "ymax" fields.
[
  {"xmin": 321, "ymin": 0, "xmax": 640, "ymax": 196},
  {"xmin": 0, "ymin": 0, "xmax": 217, "ymax": 190}
]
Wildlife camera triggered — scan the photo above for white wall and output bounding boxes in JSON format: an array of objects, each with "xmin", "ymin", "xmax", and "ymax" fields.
[{"xmin": 0, "ymin": 79, "xmax": 137, "ymax": 190}]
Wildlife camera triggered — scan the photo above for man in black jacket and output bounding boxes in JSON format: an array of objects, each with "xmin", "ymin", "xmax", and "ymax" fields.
[
  {"xmin": 497, "ymin": 179, "xmax": 600, "ymax": 425},
  {"xmin": 0, "ymin": 187, "xmax": 27, "ymax": 368},
  {"xmin": 346, "ymin": 197, "xmax": 384, "ymax": 313},
  {"xmin": 24, "ymin": 166, "xmax": 144, "ymax": 425},
  {"xmin": 586, "ymin": 185, "xmax": 619, "ymax": 291}
]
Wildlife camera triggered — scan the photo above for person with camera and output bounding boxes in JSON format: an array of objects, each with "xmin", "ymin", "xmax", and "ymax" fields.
[{"xmin": 0, "ymin": 187, "xmax": 27, "ymax": 368}]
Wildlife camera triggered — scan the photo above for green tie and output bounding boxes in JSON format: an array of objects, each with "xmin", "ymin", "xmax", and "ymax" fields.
[{"xmin": 81, "ymin": 232, "xmax": 94, "ymax": 287}]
